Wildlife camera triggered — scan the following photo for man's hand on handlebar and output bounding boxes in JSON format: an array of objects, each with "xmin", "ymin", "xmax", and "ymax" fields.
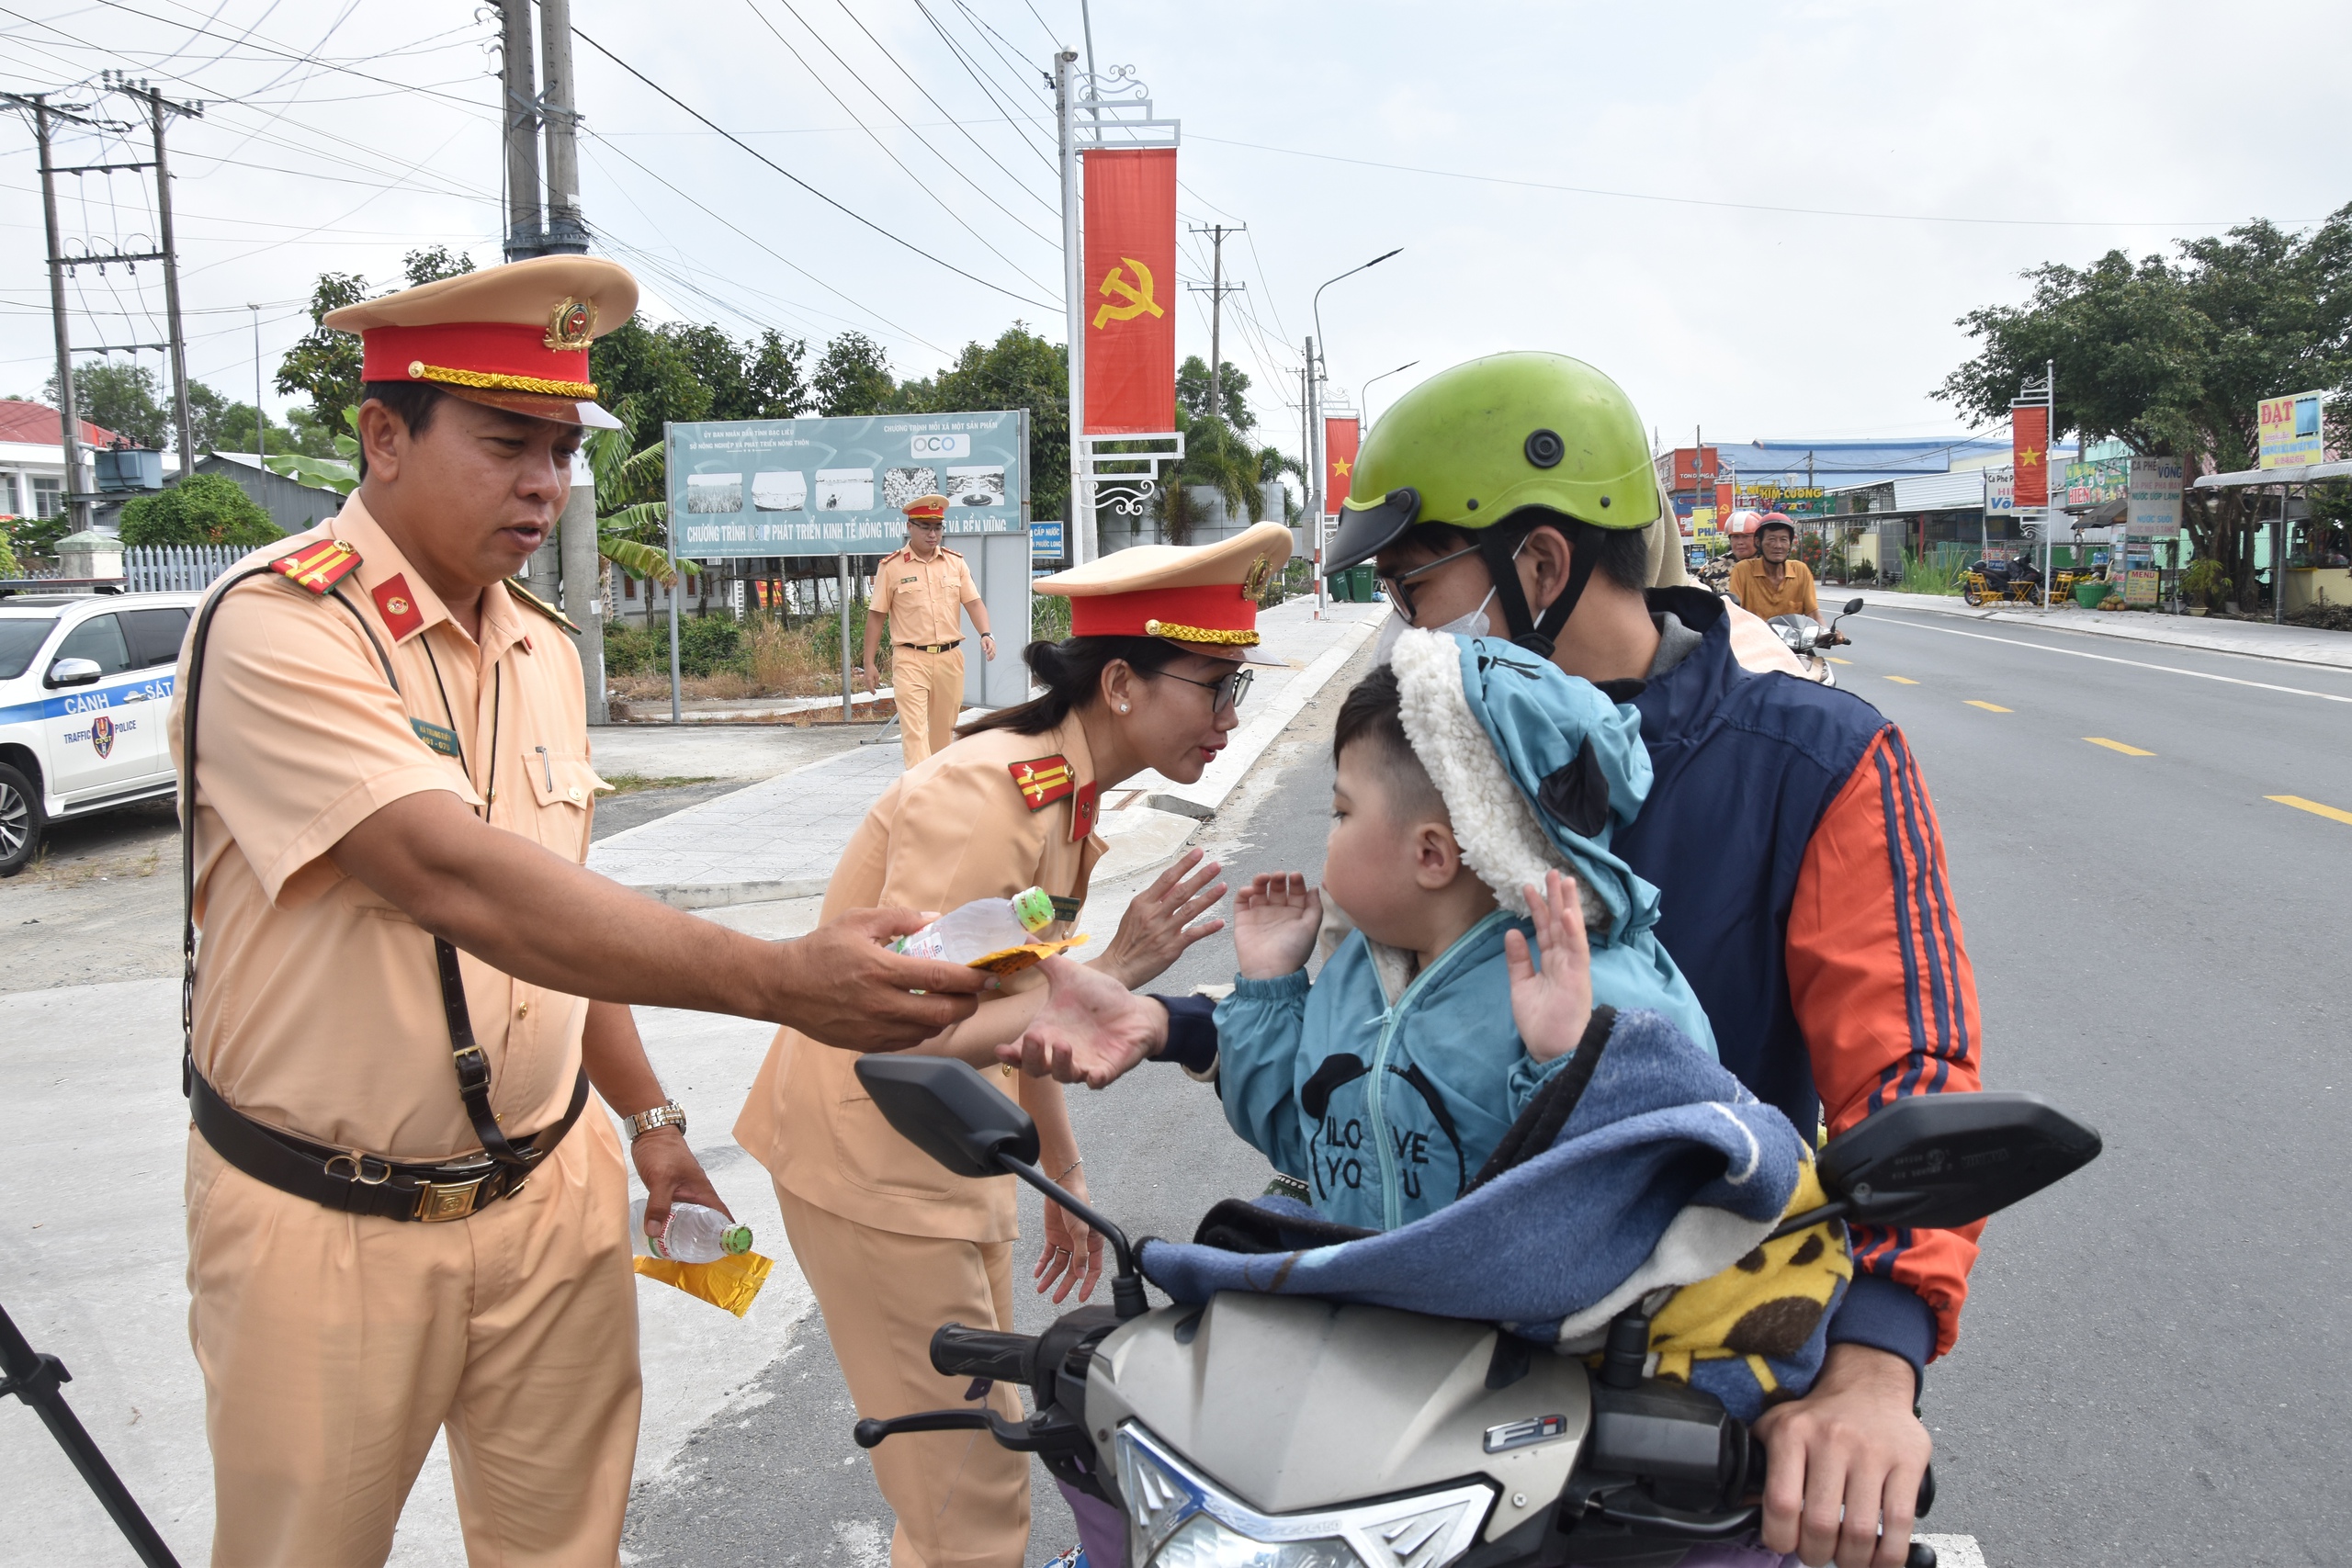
[
  {"xmin": 1751, "ymin": 1343, "xmax": 1930, "ymax": 1568},
  {"xmin": 775, "ymin": 907, "xmax": 998, "ymax": 1052},
  {"xmin": 1000, "ymin": 957, "xmax": 1169, "ymax": 1089}
]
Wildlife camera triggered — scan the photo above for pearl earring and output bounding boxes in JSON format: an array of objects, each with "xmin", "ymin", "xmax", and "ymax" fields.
[{"xmin": 1118, "ymin": 704, "xmax": 1130, "ymax": 713}]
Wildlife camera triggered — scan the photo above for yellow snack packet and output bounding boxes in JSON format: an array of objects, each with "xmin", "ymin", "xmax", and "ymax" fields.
[
  {"xmin": 965, "ymin": 933, "xmax": 1090, "ymax": 977},
  {"xmin": 632, "ymin": 1249, "xmax": 775, "ymax": 1318}
]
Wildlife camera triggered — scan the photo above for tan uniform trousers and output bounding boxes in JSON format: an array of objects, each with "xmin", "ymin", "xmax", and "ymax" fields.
[
  {"xmin": 186, "ymin": 1111, "xmax": 639, "ymax": 1567},
  {"xmin": 892, "ymin": 645, "xmax": 967, "ymax": 767},
  {"xmin": 778, "ymin": 1187, "xmax": 1029, "ymax": 1568}
]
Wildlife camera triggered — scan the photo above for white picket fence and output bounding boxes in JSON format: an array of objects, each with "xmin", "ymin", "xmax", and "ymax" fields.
[{"xmin": 123, "ymin": 545, "xmax": 243, "ymax": 592}]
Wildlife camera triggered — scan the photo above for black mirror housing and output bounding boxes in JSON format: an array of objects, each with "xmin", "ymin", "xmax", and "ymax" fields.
[
  {"xmin": 1843, "ymin": 597, "xmax": 1865, "ymax": 615},
  {"xmin": 855, "ymin": 1055, "xmax": 1039, "ymax": 1179},
  {"xmin": 1818, "ymin": 1091, "xmax": 2100, "ymax": 1233}
]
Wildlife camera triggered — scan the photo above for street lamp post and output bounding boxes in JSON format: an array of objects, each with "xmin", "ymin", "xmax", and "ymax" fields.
[
  {"xmin": 1360, "ymin": 359, "xmax": 1419, "ymax": 427},
  {"xmin": 1309, "ymin": 248, "xmax": 1402, "ymax": 615}
]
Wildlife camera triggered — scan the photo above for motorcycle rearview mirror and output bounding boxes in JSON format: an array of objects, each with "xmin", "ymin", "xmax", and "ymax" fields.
[
  {"xmin": 1843, "ymin": 597, "xmax": 1865, "ymax": 616},
  {"xmin": 855, "ymin": 1056, "xmax": 1151, "ymax": 1318},
  {"xmin": 1771, "ymin": 1091, "xmax": 2101, "ymax": 1241}
]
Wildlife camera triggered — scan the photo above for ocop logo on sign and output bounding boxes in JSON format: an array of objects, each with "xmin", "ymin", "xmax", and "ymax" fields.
[{"xmin": 910, "ymin": 433, "xmax": 970, "ymax": 459}]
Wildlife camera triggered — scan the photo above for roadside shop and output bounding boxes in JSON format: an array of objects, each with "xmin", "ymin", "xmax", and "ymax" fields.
[{"xmin": 2188, "ymin": 389, "xmax": 2350, "ymax": 622}]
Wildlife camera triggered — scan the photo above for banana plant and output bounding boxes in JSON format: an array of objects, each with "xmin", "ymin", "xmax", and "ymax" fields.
[
  {"xmin": 586, "ymin": 397, "xmax": 697, "ymax": 587},
  {"xmin": 262, "ymin": 404, "xmax": 361, "ymax": 494}
]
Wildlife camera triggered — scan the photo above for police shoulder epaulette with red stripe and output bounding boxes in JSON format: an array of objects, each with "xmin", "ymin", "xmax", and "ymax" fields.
[
  {"xmin": 1008, "ymin": 754, "xmax": 1075, "ymax": 811},
  {"xmin": 269, "ymin": 536, "xmax": 362, "ymax": 594}
]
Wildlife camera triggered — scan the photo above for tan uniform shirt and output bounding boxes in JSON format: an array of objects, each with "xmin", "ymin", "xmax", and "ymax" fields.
[
  {"xmin": 872, "ymin": 545, "xmax": 979, "ymax": 649},
  {"xmin": 735, "ymin": 717, "xmax": 1105, "ymax": 1242},
  {"xmin": 170, "ymin": 497, "xmax": 605, "ymax": 1162},
  {"xmin": 1726, "ymin": 556, "xmax": 1820, "ymax": 622}
]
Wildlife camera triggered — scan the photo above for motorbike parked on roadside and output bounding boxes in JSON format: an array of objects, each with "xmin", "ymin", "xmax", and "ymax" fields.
[{"xmin": 849, "ymin": 1055, "xmax": 2102, "ymax": 1568}]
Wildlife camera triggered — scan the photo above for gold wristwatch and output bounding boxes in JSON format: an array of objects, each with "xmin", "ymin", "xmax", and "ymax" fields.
[{"xmin": 625, "ymin": 1101, "xmax": 687, "ymax": 1143}]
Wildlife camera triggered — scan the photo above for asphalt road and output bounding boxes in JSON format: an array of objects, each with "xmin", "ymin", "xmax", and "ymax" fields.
[
  {"xmin": 617, "ymin": 645, "xmax": 1374, "ymax": 1566},
  {"xmin": 1829, "ymin": 607, "xmax": 2352, "ymax": 1568}
]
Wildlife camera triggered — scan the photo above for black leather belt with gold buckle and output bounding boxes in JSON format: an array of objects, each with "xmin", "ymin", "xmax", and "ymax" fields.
[
  {"xmin": 188, "ymin": 1064, "xmax": 587, "ymax": 1224},
  {"xmin": 906, "ymin": 639, "xmax": 963, "ymax": 653}
]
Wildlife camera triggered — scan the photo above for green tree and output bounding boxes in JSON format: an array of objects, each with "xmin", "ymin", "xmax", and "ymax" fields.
[
  {"xmin": 909, "ymin": 322, "xmax": 1069, "ymax": 525},
  {"xmin": 1158, "ymin": 412, "xmax": 1265, "ymax": 545},
  {"xmin": 1939, "ymin": 208, "xmax": 2352, "ymax": 613},
  {"xmin": 1176, "ymin": 355, "xmax": 1253, "ymax": 432},
  {"xmin": 275, "ymin": 248, "xmax": 474, "ymax": 431},
  {"xmin": 738, "ymin": 328, "xmax": 811, "ymax": 420},
  {"xmin": 813, "ymin": 331, "xmax": 899, "ymax": 415},
  {"xmin": 118, "ymin": 472, "xmax": 281, "ymax": 547},
  {"xmin": 590, "ymin": 319, "xmax": 711, "ymax": 434},
  {"xmin": 45, "ymin": 361, "xmax": 168, "ymax": 448}
]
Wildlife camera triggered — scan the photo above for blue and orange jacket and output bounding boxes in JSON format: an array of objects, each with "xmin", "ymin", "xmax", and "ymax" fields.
[{"xmin": 1614, "ymin": 589, "xmax": 1984, "ymax": 1368}]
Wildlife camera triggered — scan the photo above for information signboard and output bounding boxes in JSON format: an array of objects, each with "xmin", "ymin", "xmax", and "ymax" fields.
[
  {"xmin": 2124, "ymin": 568, "xmax": 2161, "ymax": 605},
  {"xmin": 1029, "ymin": 520, "xmax": 1065, "ymax": 561},
  {"xmin": 666, "ymin": 410, "xmax": 1029, "ymax": 558},
  {"xmin": 2125, "ymin": 456, "xmax": 2182, "ymax": 539},
  {"xmin": 2257, "ymin": 389, "xmax": 2326, "ymax": 468},
  {"xmin": 1983, "ymin": 468, "xmax": 2015, "ymax": 514}
]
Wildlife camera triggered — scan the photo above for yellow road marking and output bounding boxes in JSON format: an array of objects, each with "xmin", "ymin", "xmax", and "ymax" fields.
[
  {"xmin": 1884, "ymin": 675, "xmax": 1918, "ymax": 685},
  {"xmin": 2268, "ymin": 795, "xmax": 2352, "ymax": 826},
  {"xmin": 2085, "ymin": 737, "xmax": 2154, "ymax": 756},
  {"xmin": 1826, "ymin": 655, "xmax": 1852, "ymax": 665},
  {"xmin": 1964, "ymin": 700, "xmax": 2012, "ymax": 712}
]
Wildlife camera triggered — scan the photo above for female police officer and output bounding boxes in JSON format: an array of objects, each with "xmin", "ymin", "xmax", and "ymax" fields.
[{"xmin": 733, "ymin": 521, "xmax": 1293, "ymax": 1566}]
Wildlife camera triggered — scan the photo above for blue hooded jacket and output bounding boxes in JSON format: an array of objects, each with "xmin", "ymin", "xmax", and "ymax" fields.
[{"xmin": 1213, "ymin": 630, "xmax": 1715, "ymax": 1232}]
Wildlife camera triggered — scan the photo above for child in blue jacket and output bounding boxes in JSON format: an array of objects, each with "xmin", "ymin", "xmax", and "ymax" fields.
[{"xmin": 1215, "ymin": 628, "xmax": 1716, "ymax": 1233}]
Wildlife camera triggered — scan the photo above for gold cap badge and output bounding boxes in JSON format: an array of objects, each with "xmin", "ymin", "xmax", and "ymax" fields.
[{"xmin": 545, "ymin": 298, "xmax": 596, "ymax": 350}]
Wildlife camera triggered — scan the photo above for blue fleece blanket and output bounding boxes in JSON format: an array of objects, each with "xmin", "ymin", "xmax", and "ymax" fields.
[{"xmin": 1140, "ymin": 1010, "xmax": 1835, "ymax": 1420}]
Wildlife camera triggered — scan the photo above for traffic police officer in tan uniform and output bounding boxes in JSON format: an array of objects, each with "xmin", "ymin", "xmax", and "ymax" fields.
[
  {"xmin": 735, "ymin": 524, "xmax": 1287, "ymax": 1565},
  {"xmin": 171, "ymin": 255, "xmax": 991, "ymax": 1566},
  {"xmin": 858, "ymin": 493, "xmax": 995, "ymax": 765}
]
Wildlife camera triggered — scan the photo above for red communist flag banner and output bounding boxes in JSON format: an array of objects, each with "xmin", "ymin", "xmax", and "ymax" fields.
[
  {"xmin": 1082, "ymin": 148, "xmax": 1177, "ymax": 434},
  {"xmin": 1324, "ymin": 416, "xmax": 1361, "ymax": 517},
  {"xmin": 2012, "ymin": 405, "xmax": 2050, "ymax": 507}
]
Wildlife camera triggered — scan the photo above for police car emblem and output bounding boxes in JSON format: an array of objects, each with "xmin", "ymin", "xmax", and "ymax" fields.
[{"xmin": 89, "ymin": 713, "xmax": 115, "ymax": 759}]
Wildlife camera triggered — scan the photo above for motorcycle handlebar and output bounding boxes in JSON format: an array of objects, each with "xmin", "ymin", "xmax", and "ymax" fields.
[{"xmin": 930, "ymin": 1323, "xmax": 1041, "ymax": 1386}]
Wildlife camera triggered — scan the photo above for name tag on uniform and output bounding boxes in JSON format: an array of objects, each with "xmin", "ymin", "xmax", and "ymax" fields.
[
  {"xmin": 899, "ymin": 575, "xmax": 920, "ymax": 586},
  {"xmin": 411, "ymin": 718, "xmax": 462, "ymax": 758}
]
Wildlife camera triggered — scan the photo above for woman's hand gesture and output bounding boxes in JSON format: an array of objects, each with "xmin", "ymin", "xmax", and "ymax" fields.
[
  {"xmin": 1035, "ymin": 1168, "xmax": 1104, "ymax": 1303},
  {"xmin": 1506, "ymin": 868, "xmax": 1593, "ymax": 1064},
  {"xmin": 1093, "ymin": 848, "xmax": 1227, "ymax": 989},
  {"xmin": 1235, "ymin": 872, "xmax": 1322, "ymax": 980}
]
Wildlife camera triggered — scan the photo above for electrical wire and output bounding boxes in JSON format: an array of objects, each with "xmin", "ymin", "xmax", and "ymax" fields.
[
  {"xmin": 571, "ymin": 24, "xmax": 1056, "ymax": 310},
  {"xmin": 949, "ymin": 0, "xmax": 1056, "ymax": 112},
  {"xmin": 824, "ymin": 0, "xmax": 1056, "ymax": 217},
  {"xmin": 910, "ymin": 0, "xmax": 1056, "ymax": 173}
]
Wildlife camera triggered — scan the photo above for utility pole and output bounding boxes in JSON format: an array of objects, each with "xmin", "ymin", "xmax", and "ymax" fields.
[
  {"xmin": 498, "ymin": 0, "xmax": 543, "ymax": 260},
  {"xmin": 537, "ymin": 0, "xmax": 588, "ymax": 254},
  {"xmin": 1056, "ymin": 50, "xmax": 1090, "ymax": 564},
  {"xmin": 114, "ymin": 77, "xmax": 202, "ymax": 479},
  {"xmin": 249, "ymin": 304, "xmax": 263, "ymax": 463},
  {"xmin": 1185, "ymin": 223, "xmax": 1246, "ymax": 425},
  {"xmin": 1306, "ymin": 334, "xmax": 1323, "ymax": 615},
  {"xmin": 8, "ymin": 92, "xmax": 96, "ymax": 533}
]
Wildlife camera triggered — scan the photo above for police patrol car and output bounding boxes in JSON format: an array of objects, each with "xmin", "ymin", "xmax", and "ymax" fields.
[{"xmin": 0, "ymin": 590, "xmax": 198, "ymax": 875}]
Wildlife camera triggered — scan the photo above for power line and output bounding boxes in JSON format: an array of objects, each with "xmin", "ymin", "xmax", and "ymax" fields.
[
  {"xmin": 910, "ymin": 0, "xmax": 1056, "ymax": 173},
  {"xmin": 949, "ymin": 0, "xmax": 1055, "ymax": 112},
  {"xmin": 823, "ymin": 0, "xmax": 1056, "ymax": 217},
  {"xmin": 571, "ymin": 23, "xmax": 1056, "ymax": 310}
]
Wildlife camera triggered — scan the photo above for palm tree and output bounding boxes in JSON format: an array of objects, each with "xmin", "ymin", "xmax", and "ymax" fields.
[
  {"xmin": 583, "ymin": 397, "xmax": 698, "ymax": 621},
  {"xmin": 1158, "ymin": 413, "xmax": 1264, "ymax": 545}
]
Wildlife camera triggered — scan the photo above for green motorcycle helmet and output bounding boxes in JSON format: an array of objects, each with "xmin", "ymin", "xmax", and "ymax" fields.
[{"xmin": 1326, "ymin": 351, "xmax": 1662, "ymax": 654}]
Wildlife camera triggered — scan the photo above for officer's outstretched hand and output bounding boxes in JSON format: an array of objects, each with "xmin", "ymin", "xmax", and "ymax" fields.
[
  {"xmin": 780, "ymin": 908, "xmax": 997, "ymax": 1052},
  {"xmin": 1001, "ymin": 956, "xmax": 1166, "ymax": 1090}
]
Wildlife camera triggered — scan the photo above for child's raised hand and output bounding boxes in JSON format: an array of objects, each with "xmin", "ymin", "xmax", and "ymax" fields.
[
  {"xmin": 1233, "ymin": 872, "xmax": 1323, "ymax": 980},
  {"xmin": 1506, "ymin": 868, "xmax": 1593, "ymax": 1063}
]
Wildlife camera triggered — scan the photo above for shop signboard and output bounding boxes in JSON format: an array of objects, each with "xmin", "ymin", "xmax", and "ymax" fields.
[
  {"xmin": 2064, "ymin": 457, "xmax": 2128, "ymax": 507},
  {"xmin": 667, "ymin": 409, "xmax": 1029, "ymax": 558},
  {"xmin": 1740, "ymin": 483, "xmax": 1833, "ymax": 516},
  {"xmin": 1983, "ymin": 468, "xmax": 2015, "ymax": 514},
  {"xmin": 1669, "ymin": 446, "xmax": 1720, "ymax": 491},
  {"xmin": 2124, "ymin": 568, "xmax": 2161, "ymax": 605},
  {"xmin": 2125, "ymin": 456, "xmax": 2182, "ymax": 539},
  {"xmin": 1029, "ymin": 520, "xmax": 1065, "ymax": 561},
  {"xmin": 1690, "ymin": 506, "xmax": 1716, "ymax": 533},
  {"xmin": 2257, "ymin": 389, "xmax": 2326, "ymax": 468}
]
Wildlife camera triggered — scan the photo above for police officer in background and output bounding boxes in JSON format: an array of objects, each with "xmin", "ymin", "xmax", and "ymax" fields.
[
  {"xmin": 171, "ymin": 255, "xmax": 990, "ymax": 1566},
  {"xmin": 858, "ymin": 492, "xmax": 995, "ymax": 766}
]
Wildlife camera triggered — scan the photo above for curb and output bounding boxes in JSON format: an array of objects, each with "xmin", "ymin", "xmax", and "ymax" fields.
[{"xmin": 1852, "ymin": 590, "xmax": 2352, "ymax": 673}]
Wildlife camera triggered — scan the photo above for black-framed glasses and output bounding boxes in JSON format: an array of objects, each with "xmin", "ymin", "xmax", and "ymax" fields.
[
  {"xmin": 1149, "ymin": 664, "xmax": 1253, "ymax": 716},
  {"xmin": 1374, "ymin": 543, "xmax": 1484, "ymax": 622}
]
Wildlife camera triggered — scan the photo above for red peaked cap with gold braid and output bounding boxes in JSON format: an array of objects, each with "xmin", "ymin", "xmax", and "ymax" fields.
[
  {"xmin": 1034, "ymin": 521, "xmax": 1293, "ymax": 665},
  {"xmin": 325, "ymin": 254, "xmax": 639, "ymax": 431}
]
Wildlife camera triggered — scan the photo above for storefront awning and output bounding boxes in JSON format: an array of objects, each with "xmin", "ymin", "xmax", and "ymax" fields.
[{"xmin": 2191, "ymin": 459, "xmax": 2352, "ymax": 488}]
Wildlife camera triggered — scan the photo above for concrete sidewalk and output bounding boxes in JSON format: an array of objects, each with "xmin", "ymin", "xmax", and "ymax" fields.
[
  {"xmin": 1852, "ymin": 588, "xmax": 2352, "ymax": 671},
  {"xmin": 588, "ymin": 597, "xmax": 1386, "ymax": 908}
]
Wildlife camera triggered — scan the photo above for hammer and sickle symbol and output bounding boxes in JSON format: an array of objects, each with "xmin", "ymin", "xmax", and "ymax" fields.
[{"xmin": 1092, "ymin": 257, "xmax": 1165, "ymax": 330}]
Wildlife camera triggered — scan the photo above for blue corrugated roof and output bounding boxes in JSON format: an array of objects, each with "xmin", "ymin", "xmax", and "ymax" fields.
[{"xmin": 1709, "ymin": 436, "xmax": 2011, "ymax": 489}]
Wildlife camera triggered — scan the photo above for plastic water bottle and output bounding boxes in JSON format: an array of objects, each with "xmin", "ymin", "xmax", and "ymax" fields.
[
  {"xmin": 891, "ymin": 886, "xmax": 1057, "ymax": 964},
  {"xmin": 631, "ymin": 1198, "xmax": 752, "ymax": 1263}
]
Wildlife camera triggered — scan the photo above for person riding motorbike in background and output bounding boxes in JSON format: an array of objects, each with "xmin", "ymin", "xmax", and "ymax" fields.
[
  {"xmin": 1012, "ymin": 353, "xmax": 1984, "ymax": 1568},
  {"xmin": 1728, "ymin": 513, "xmax": 1826, "ymax": 625}
]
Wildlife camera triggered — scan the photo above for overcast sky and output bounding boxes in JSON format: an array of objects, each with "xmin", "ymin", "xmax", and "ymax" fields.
[{"xmin": 5, "ymin": 0, "xmax": 2346, "ymax": 465}]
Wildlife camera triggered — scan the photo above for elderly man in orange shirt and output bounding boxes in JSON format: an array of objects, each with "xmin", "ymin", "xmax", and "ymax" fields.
[
  {"xmin": 1726, "ymin": 511, "xmax": 1822, "ymax": 622},
  {"xmin": 860, "ymin": 493, "xmax": 997, "ymax": 765},
  {"xmin": 171, "ymin": 255, "xmax": 989, "ymax": 1566}
]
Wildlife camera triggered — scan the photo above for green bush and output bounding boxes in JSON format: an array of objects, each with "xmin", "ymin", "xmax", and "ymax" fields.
[
  {"xmin": 1032, "ymin": 592, "xmax": 1071, "ymax": 643},
  {"xmin": 2181, "ymin": 558, "xmax": 2229, "ymax": 604},
  {"xmin": 605, "ymin": 613, "xmax": 747, "ymax": 677},
  {"xmin": 119, "ymin": 473, "xmax": 281, "ymax": 547}
]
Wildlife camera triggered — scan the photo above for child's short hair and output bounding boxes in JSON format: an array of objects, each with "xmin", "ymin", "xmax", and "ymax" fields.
[{"xmin": 1332, "ymin": 665, "xmax": 1444, "ymax": 821}]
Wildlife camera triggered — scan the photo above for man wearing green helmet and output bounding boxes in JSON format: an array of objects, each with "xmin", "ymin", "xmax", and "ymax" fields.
[{"xmin": 1012, "ymin": 353, "xmax": 1986, "ymax": 1568}]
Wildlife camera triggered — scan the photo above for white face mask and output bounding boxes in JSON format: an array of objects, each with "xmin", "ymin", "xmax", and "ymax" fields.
[{"xmin": 1371, "ymin": 586, "xmax": 1498, "ymax": 666}]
